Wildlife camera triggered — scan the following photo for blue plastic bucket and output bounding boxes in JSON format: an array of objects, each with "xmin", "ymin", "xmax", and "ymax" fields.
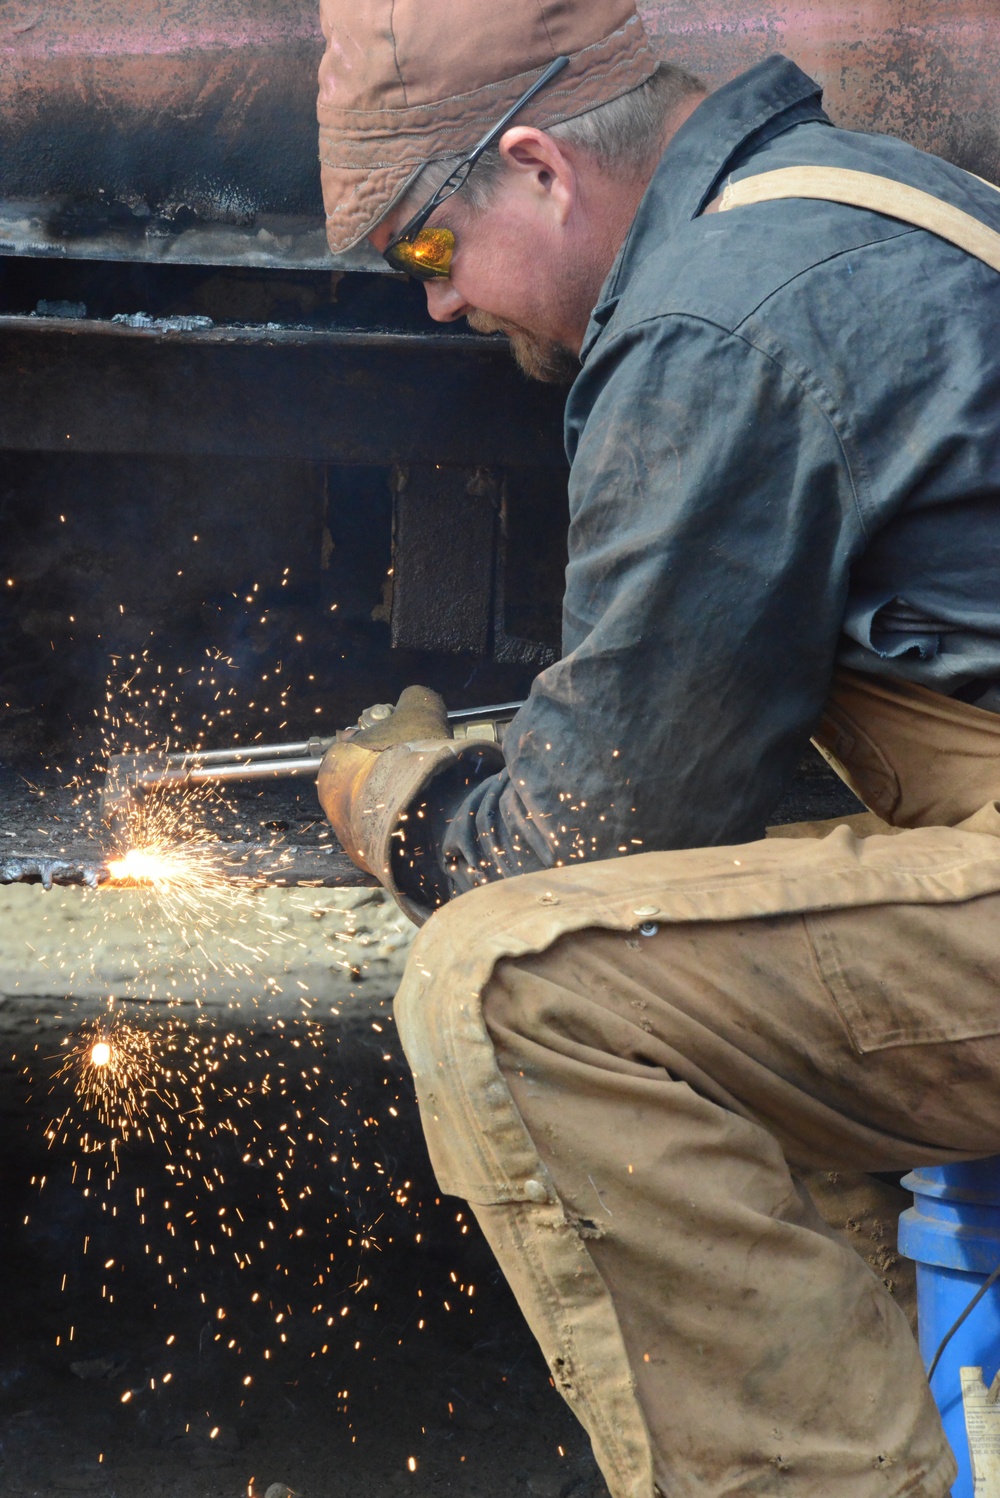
[{"xmin": 898, "ymin": 1159, "xmax": 1000, "ymax": 1497}]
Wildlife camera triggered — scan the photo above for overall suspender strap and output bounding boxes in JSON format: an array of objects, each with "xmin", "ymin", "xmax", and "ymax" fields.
[{"xmin": 715, "ymin": 165, "xmax": 1000, "ymax": 272}]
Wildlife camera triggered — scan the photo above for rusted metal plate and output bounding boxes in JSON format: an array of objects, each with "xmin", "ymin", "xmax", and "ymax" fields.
[
  {"xmin": 639, "ymin": 1, "xmax": 1000, "ymax": 182},
  {"xmin": 2, "ymin": 1, "xmax": 997, "ymax": 271},
  {"xmin": 0, "ymin": 0, "xmax": 348, "ymax": 267},
  {"xmin": 0, "ymin": 0, "xmax": 321, "ymax": 207}
]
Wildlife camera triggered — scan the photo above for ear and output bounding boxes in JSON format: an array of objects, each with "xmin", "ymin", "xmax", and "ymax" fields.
[{"xmin": 497, "ymin": 126, "xmax": 577, "ymax": 222}]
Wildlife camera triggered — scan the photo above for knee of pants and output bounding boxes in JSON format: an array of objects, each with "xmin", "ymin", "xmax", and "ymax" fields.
[
  {"xmin": 393, "ymin": 879, "xmax": 503, "ymax": 1087},
  {"xmin": 393, "ymin": 889, "xmax": 557, "ymax": 1208}
]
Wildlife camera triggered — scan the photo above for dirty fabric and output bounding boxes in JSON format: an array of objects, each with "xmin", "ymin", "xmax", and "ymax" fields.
[
  {"xmin": 394, "ymin": 817, "xmax": 1000, "ymax": 1496},
  {"xmin": 406, "ymin": 55, "xmax": 1000, "ymax": 896},
  {"xmin": 480, "ymin": 906, "xmax": 988, "ymax": 1498},
  {"xmin": 813, "ymin": 667, "xmax": 1000, "ymax": 827}
]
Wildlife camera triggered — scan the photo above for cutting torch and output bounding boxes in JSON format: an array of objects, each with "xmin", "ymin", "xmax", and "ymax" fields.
[{"xmin": 99, "ymin": 700, "xmax": 523, "ymax": 828}]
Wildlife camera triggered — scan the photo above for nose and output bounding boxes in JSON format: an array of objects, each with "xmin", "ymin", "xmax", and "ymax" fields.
[{"xmin": 423, "ymin": 280, "xmax": 470, "ymax": 322}]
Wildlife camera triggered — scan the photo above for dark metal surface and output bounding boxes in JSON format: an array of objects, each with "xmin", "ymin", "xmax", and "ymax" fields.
[
  {"xmin": 0, "ymin": 266, "xmax": 569, "ymax": 757},
  {"xmin": 383, "ymin": 462, "xmax": 566, "ymax": 662},
  {"xmin": 491, "ymin": 469, "xmax": 566, "ymax": 668},
  {"xmin": 0, "ymin": 315, "xmax": 568, "ymax": 468},
  {"xmin": 389, "ymin": 466, "xmax": 499, "ymax": 656},
  {"xmin": 769, "ymin": 751, "xmax": 864, "ymax": 825}
]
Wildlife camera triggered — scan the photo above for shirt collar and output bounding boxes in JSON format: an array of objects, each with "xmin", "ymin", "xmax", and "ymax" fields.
[{"xmin": 580, "ymin": 55, "xmax": 830, "ymax": 357}]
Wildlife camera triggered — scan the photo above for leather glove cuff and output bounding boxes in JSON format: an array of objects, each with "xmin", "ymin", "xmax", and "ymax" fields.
[{"xmin": 317, "ymin": 738, "xmax": 505, "ymax": 925}]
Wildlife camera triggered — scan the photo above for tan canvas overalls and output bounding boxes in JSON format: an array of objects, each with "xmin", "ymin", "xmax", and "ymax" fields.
[{"xmin": 394, "ymin": 174, "xmax": 1000, "ymax": 1498}]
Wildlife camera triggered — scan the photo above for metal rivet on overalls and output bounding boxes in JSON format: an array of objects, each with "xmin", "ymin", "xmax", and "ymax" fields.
[
  {"xmin": 638, "ymin": 922, "xmax": 659, "ymax": 938},
  {"xmin": 633, "ymin": 904, "xmax": 660, "ymax": 917},
  {"xmin": 524, "ymin": 1178, "xmax": 549, "ymax": 1203},
  {"xmin": 538, "ymin": 892, "xmax": 559, "ymax": 906}
]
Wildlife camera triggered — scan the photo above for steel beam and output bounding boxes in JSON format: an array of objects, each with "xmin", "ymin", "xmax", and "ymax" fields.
[{"xmin": 0, "ymin": 316, "xmax": 569, "ymax": 468}]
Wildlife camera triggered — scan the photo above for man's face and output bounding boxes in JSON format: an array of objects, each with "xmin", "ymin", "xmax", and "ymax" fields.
[{"xmin": 369, "ymin": 130, "xmax": 597, "ymax": 385}]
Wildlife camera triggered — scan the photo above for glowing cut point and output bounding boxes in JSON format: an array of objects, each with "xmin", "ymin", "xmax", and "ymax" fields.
[
  {"xmin": 108, "ymin": 848, "xmax": 174, "ymax": 883},
  {"xmin": 91, "ymin": 1042, "xmax": 112, "ymax": 1068}
]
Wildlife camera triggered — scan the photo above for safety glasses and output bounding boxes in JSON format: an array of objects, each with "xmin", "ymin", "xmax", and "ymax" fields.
[{"xmin": 383, "ymin": 53, "xmax": 570, "ymax": 280}]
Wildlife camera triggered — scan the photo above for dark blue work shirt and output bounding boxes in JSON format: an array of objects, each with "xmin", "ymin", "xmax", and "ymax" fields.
[{"xmin": 430, "ymin": 56, "xmax": 1000, "ymax": 893}]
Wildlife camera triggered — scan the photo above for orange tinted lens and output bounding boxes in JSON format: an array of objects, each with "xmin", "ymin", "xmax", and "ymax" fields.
[{"xmin": 386, "ymin": 226, "xmax": 455, "ymax": 279}]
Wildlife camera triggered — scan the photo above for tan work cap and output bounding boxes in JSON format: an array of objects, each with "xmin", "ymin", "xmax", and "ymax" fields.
[{"xmin": 317, "ymin": 0, "xmax": 659, "ymax": 255}]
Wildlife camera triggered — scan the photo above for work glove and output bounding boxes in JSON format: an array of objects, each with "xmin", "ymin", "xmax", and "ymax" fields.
[
  {"xmin": 317, "ymin": 686, "xmax": 504, "ymax": 924},
  {"xmin": 339, "ymin": 685, "xmax": 451, "ymax": 749}
]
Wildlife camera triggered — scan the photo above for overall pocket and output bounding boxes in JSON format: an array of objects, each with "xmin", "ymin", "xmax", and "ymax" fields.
[{"xmin": 805, "ymin": 895, "xmax": 1000, "ymax": 1054}]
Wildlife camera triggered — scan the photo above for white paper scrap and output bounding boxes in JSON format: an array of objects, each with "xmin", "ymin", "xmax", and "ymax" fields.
[{"xmin": 961, "ymin": 1366, "xmax": 1000, "ymax": 1495}]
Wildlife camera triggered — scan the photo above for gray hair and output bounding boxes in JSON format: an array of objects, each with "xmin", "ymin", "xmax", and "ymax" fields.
[{"xmin": 404, "ymin": 62, "xmax": 704, "ymax": 214}]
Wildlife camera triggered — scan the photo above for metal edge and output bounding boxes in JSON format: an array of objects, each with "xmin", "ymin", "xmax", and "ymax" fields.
[{"xmin": 0, "ymin": 311, "xmax": 508, "ymax": 354}]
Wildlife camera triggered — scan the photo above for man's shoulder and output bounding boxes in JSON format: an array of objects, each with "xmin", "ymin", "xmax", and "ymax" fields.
[{"xmin": 598, "ymin": 120, "xmax": 1000, "ymax": 349}]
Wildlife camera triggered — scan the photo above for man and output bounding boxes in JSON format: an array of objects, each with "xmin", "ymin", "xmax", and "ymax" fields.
[{"xmin": 314, "ymin": 3, "xmax": 1000, "ymax": 1493}]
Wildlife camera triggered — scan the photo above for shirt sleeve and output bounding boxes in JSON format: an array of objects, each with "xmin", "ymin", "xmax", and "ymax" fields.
[{"xmin": 414, "ymin": 313, "xmax": 869, "ymax": 900}]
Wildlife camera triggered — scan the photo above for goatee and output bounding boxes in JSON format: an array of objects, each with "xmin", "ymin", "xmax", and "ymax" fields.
[{"xmin": 466, "ymin": 310, "xmax": 580, "ymax": 385}]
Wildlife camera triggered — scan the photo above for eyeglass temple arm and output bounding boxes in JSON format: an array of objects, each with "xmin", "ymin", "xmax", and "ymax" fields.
[
  {"xmin": 417, "ymin": 54, "xmax": 571, "ymax": 219},
  {"xmin": 464, "ymin": 54, "xmax": 570, "ymax": 166}
]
